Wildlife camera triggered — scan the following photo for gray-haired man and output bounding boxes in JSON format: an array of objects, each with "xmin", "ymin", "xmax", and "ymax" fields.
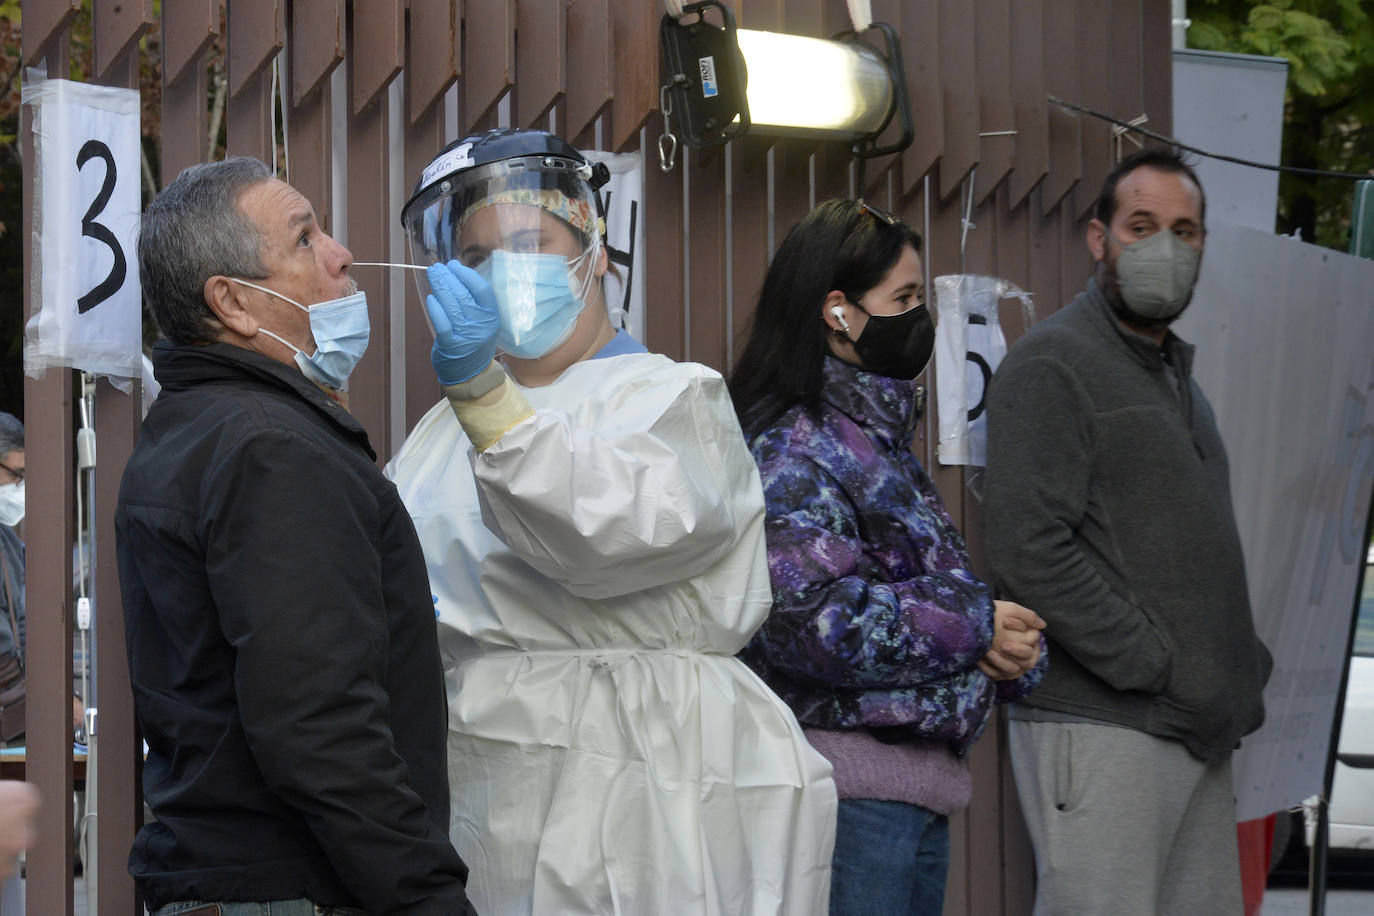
[{"xmin": 117, "ymin": 158, "xmax": 475, "ymax": 915}]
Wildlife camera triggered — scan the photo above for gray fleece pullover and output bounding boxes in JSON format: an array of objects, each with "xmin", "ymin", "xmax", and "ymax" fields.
[{"xmin": 984, "ymin": 278, "xmax": 1272, "ymax": 761}]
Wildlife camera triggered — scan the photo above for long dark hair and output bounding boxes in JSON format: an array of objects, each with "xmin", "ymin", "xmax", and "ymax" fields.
[{"xmin": 728, "ymin": 198, "xmax": 921, "ymax": 438}]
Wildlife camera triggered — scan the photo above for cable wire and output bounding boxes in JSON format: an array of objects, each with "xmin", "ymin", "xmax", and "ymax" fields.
[{"xmin": 1048, "ymin": 95, "xmax": 1373, "ymax": 182}]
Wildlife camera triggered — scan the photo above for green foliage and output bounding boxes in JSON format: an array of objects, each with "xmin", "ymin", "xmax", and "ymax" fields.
[{"xmin": 1188, "ymin": 1, "xmax": 1374, "ymax": 249}]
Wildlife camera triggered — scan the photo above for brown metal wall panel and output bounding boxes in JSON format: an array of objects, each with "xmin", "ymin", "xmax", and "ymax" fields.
[
  {"xmin": 965, "ymin": 725, "xmax": 1007, "ymax": 915},
  {"xmin": 463, "ymin": 0, "xmax": 514, "ymax": 131},
  {"xmin": 1110, "ymin": 0, "xmax": 1144, "ymax": 137},
  {"xmin": 938, "ymin": 0, "xmax": 978, "ymax": 202},
  {"xmin": 608, "ymin": 2, "xmax": 655, "ymax": 152},
  {"xmin": 727, "ymin": 138, "xmax": 771, "ymax": 375},
  {"xmin": 228, "ymin": 0, "xmax": 285, "ymax": 97},
  {"xmin": 1026, "ymin": 186, "xmax": 1064, "ymax": 333},
  {"xmin": 291, "ymin": 0, "xmax": 344, "ymax": 105},
  {"xmin": 22, "ymin": 374, "xmax": 76, "ymax": 916},
  {"xmin": 853, "ymin": 0, "xmax": 906, "ymax": 195},
  {"xmin": 345, "ymin": 58, "xmax": 394, "ymax": 456},
  {"xmin": 20, "ymin": 56, "xmax": 76, "ymax": 911},
  {"xmin": 961, "ymin": 184, "xmax": 998, "ymax": 278},
  {"xmin": 286, "ymin": 82, "xmax": 332, "ymax": 233},
  {"xmin": 1075, "ymin": 0, "xmax": 1112, "ymax": 219},
  {"xmin": 566, "ymin": 0, "xmax": 613, "ymax": 140},
  {"xmin": 350, "ymin": 1, "xmax": 404, "ymax": 115},
  {"xmin": 161, "ymin": 0, "xmax": 218, "ymax": 87},
  {"xmin": 974, "ymin": 0, "xmax": 1012, "ymax": 205},
  {"xmin": 91, "ymin": 50, "xmax": 143, "ymax": 916},
  {"xmin": 783, "ymin": 0, "xmax": 823, "ymax": 35},
  {"xmin": 946, "ymin": 805, "xmax": 971, "ymax": 914},
  {"xmin": 1060, "ymin": 191, "xmax": 1091, "ymax": 311},
  {"xmin": 999, "ymin": 719, "xmax": 1037, "ymax": 914},
  {"xmin": 93, "ymin": 0, "xmax": 153, "ymax": 82},
  {"xmin": 225, "ymin": 68, "xmax": 274, "ymax": 164},
  {"xmin": 514, "ymin": 0, "xmax": 565, "ymax": 127},
  {"xmin": 20, "ymin": 35, "xmax": 75, "ymax": 916},
  {"xmin": 1006, "ymin": 0, "xmax": 1047, "ymax": 208},
  {"xmin": 899, "ymin": 0, "xmax": 941, "ymax": 197},
  {"xmin": 1140, "ymin": 0, "xmax": 1172, "ymax": 141},
  {"xmin": 160, "ymin": 62, "xmax": 210, "ymax": 186},
  {"xmin": 768, "ymin": 0, "xmax": 824, "ymax": 246},
  {"xmin": 686, "ymin": 150, "xmax": 729, "ymax": 372},
  {"xmin": 812, "ymin": 144, "xmax": 851, "ymax": 204},
  {"xmin": 995, "ymin": 181, "xmax": 1030, "ymax": 295},
  {"xmin": 1041, "ymin": 2, "xmax": 1081, "ymax": 211},
  {"xmin": 408, "ymin": 0, "xmax": 460, "ymax": 123},
  {"xmin": 769, "ymin": 142, "xmax": 813, "ymax": 260},
  {"xmin": 94, "ymin": 376, "xmax": 143, "ymax": 914},
  {"xmin": 20, "ymin": 0, "xmax": 80, "ymax": 66},
  {"xmin": 402, "ymin": 91, "xmax": 447, "ymax": 431},
  {"xmin": 642, "ymin": 152, "xmax": 685, "ymax": 359}
]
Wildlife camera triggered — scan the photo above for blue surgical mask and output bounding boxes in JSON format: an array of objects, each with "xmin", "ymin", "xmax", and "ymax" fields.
[
  {"xmin": 476, "ymin": 250, "xmax": 589, "ymax": 360},
  {"xmin": 233, "ymin": 279, "xmax": 371, "ymax": 389}
]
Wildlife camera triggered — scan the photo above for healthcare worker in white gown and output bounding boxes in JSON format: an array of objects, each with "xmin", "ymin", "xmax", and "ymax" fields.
[{"xmin": 387, "ymin": 129, "xmax": 837, "ymax": 915}]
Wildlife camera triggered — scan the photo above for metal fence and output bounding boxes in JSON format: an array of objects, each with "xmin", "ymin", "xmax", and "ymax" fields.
[{"xmin": 17, "ymin": 1, "xmax": 1171, "ymax": 912}]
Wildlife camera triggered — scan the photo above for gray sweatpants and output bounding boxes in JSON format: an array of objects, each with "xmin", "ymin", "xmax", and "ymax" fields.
[{"xmin": 1009, "ymin": 719, "xmax": 1244, "ymax": 916}]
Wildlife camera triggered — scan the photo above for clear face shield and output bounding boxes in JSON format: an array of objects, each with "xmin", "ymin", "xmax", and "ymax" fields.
[{"xmin": 403, "ymin": 156, "xmax": 603, "ymax": 359}]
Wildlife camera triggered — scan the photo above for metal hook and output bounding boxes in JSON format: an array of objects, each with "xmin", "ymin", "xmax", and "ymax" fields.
[{"xmin": 657, "ymin": 83, "xmax": 679, "ymax": 173}]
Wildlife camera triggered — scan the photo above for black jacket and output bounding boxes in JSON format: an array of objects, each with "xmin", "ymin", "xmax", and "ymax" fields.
[
  {"xmin": 984, "ymin": 279, "xmax": 1272, "ymax": 761},
  {"xmin": 116, "ymin": 341, "xmax": 475, "ymax": 914}
]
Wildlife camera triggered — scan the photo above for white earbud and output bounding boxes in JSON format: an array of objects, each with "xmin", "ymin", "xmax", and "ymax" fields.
[{"xmin": 830, "ymin": 305, "xmax": 850, "ymax": 332}]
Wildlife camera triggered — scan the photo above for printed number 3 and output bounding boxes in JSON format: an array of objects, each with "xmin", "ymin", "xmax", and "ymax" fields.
[{"xmin": 75, "ymin": 139, "xmax": 126, "ymax": 314}]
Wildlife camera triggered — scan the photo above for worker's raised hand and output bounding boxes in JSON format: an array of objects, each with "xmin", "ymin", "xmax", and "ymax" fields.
[{"xmin": 425, "ymin": 260, "xmax": 501, "ymax": 385}]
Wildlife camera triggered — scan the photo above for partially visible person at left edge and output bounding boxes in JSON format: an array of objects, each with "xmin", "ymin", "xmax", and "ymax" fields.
[
  {"xmin": 0, "ymin": 413, "xmax": 25, "ymax": 670},
  {"xmin": 0, "ymin": 413, "xmax": 83, "ymax": 735},
  {"xmin": 115, "ymin": 157, "xmax": 475, "ymax": 915}
]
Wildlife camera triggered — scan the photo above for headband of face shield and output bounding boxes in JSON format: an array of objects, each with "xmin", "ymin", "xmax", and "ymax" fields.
[{"xmin": 402, "ymin": 156, "xmax": 603, "ymax": 359}]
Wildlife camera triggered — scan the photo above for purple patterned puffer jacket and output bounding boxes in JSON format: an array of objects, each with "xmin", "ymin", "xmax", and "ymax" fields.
[{"xmin": 740, "ymin": 356, "xmax": 1045, "ymax": 753}]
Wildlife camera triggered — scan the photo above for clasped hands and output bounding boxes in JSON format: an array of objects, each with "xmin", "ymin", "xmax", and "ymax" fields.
[{"xmin": 978, "ymin": 600, "xmax": 1046, "ymax": 681}]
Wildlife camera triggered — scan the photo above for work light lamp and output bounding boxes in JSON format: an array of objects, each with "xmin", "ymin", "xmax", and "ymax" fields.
[{"xmin": 659, "ymin": 1, "xmax": 912, "ymax": 160}]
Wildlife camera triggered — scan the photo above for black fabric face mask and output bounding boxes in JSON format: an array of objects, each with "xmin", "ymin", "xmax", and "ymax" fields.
[{"xmin": 851, "ymin": 304, "xmax": 934, "ymax": 380}]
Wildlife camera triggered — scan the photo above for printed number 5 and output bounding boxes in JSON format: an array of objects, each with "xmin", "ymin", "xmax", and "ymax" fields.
[{"xmin": 75, "ymin": 139, "xmax": 127, "ymax": 314}]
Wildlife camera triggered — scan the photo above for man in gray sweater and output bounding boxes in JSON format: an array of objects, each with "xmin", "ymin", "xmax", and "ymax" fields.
[{"xmin": 985, "ymin": 148, "xmax": 1272, "ymax": 915}]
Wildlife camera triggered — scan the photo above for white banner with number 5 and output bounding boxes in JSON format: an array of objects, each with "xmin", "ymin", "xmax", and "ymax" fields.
[{"xmin": 22, "ymin": 76, "xmax": 142, "ymax": 379}]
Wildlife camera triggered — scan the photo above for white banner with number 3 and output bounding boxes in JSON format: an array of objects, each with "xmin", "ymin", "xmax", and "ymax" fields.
[{"xmin": 23, "ymin": 76, "xmax": 142, "ymax": 379}]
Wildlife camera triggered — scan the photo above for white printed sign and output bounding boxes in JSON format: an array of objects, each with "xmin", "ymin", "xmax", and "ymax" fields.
[
  {"xmin": 22, "ymin": 76, "xmax": 142, "ymax": 379},
  {"xmin": 584, "ymin": 150, "xmax": 646, "ymax": 340},
  {"xmin": 1176, "ymin": 224, "xmax": 1374, "ymax": 820},
  {"xmin": 933, "ymin": 275, "xmax": 1034, "ymax": 466}
]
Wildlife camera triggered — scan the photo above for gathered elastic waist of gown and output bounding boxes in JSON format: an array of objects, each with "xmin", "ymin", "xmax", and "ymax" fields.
[{"xmin": 479, "ymin": 646, "xmax": 725, "ymax": 668}]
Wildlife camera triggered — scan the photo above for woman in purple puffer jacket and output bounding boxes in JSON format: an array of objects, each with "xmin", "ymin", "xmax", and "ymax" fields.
[{"xmin": 729, "ymin": 199, "xmax": 1048, "ymax": 916}]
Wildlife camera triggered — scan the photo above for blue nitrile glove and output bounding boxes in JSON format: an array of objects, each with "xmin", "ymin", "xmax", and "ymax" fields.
[{"xmin": 424, "ymin": 259, "xmax": 501, "ymax": 385}]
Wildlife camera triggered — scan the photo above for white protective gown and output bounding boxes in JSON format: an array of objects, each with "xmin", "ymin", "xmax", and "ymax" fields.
[{"xmin": 387, "ymin": 351, "xmax": 836, "ymax": 915}]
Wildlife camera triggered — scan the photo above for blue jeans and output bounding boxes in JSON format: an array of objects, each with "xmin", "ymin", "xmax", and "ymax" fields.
[
  {"xmin": 153, "ymin": 901, "xmax": 366, "ymax": 916},
  {"xmin": 829, "ymin": 799, "xmax": 950, "ymax": 916}
]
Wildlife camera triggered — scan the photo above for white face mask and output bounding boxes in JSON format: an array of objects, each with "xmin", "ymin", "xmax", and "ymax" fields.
[
  {"xmin": 0, "ymin": 481, "xmax": 23, "ymax": 527},
  {"xmin": 231, "ymin": 279, "xmax": 371, "ymax": 389}
]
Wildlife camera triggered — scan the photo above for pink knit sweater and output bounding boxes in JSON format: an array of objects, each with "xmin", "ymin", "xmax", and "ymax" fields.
[{"xmin": 804, "ymin": 727, "xmax": 972, "ymax": 816}]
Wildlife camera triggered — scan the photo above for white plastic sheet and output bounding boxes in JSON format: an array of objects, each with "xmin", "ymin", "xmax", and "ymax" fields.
[
  {"xmin": 22, "ymin": 76, "xmax": 142, "ymax": 380},
  {"xmin": 933, "ymin": 274, "xmax": 1034, "ymax": 467},
  {"xmin": 584, "ymin": 150, "xmax": 646, "ymax": 340}
]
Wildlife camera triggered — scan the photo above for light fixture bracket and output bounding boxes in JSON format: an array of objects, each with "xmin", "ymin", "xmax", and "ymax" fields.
[
  {"xmin": 659, "ymin": 2, "xmax": 751, "ymax": 149},
  {"xmin": 834, "ymin": 22, "xmax": 913, "ymax": 161}
]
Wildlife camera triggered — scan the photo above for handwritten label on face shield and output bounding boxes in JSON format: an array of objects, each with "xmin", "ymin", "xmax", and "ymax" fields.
[{"xmin": 421, "ymin": 142, "xmax": 474, "ymax": 191}]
